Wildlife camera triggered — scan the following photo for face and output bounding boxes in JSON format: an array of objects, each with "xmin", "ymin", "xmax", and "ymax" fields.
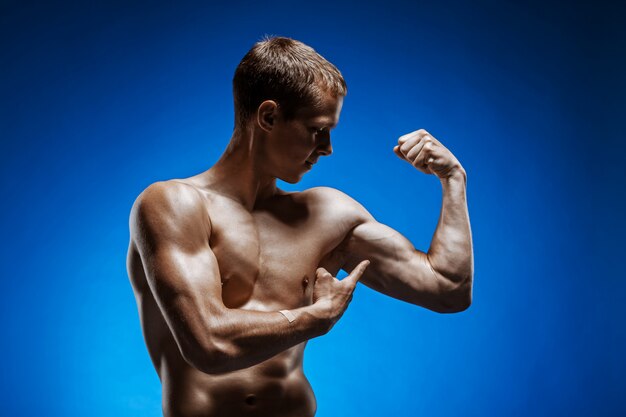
[{"xmin": 261, "ymin": 92, "xmax": 343, "ymax": 184}]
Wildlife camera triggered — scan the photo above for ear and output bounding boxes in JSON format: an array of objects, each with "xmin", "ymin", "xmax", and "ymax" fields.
[{"xmin": 257, "ymin": 100, "xmax": 279, "ymax": 132}]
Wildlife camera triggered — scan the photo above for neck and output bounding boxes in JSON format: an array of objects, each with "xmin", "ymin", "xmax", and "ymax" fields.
[{"xmin": 202, "ymin": 128, "xmax": 278, "ymax": 210}]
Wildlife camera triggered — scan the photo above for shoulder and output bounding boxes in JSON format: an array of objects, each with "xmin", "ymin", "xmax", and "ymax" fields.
[
  {"xmin": 301, "ymin": 186, "xmax": 373, "ymax": 224},
  {"xmin": 130, "ymin": 180, "xmax": 210, "ymax": 240},
  {"xmin": 302, "ymin": 186, "xmax": 366, "ymax": 207},
  {"xmin": 132, "ymin": 180, "xmax": 205, "ymax": 218}
]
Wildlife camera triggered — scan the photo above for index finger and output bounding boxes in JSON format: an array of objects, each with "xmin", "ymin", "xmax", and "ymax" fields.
[
  {"xmin": 343, "ymin": 260, "xmax": 370, "ymax": 287},
  {"xmin": 393, "ymin": 145, "xmax": 406, "ymax": 160}
]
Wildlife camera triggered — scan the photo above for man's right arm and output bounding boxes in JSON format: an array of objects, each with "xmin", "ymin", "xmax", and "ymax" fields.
[{"xmin": 129, "ymin": 181, "xmax": 367, "ymax": 374}]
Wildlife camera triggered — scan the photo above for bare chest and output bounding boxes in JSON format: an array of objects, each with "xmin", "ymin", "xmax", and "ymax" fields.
[{"xmin": 207, "ymin": 197, "xmax": 345, "ymax": 310}]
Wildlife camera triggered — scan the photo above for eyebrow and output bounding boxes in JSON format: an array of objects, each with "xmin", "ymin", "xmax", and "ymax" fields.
[{"xmin": 315, "ymin": 118, "xmax": 338, "ymax": 128}]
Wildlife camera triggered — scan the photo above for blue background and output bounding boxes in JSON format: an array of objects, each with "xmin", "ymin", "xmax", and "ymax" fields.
[{"xmin": 1, "ymin": 0, "xmax": 624, "ymax": 416}]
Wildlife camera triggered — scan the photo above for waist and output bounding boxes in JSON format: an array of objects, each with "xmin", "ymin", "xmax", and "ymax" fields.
[{"xmin": 163, "ymin": 365, "xmax": 316, "ymax": 417}]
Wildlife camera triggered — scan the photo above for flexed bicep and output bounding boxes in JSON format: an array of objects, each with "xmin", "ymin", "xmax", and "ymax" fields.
[{"xmin": 341, "ymin": 219, "xmax": 454, "ymax": 311}]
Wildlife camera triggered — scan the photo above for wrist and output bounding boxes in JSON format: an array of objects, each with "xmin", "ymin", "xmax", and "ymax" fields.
[
  {"xmin": 304, "ymin": 304, "xmax": 332, "ymax": 336},
  {"xmin": 439, "ymin": 165, "xmax": 467, "ymax": 183}
]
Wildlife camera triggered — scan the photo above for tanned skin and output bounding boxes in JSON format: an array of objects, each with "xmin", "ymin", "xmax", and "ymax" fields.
[{"xmin": 126, "ymin": 91, "xmax": 474, "ymax": 416}]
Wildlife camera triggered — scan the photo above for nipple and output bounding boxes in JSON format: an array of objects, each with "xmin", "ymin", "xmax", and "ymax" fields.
[{"xmin": 245, "ymin": 394, "xmax": 257, "ymax": 406}]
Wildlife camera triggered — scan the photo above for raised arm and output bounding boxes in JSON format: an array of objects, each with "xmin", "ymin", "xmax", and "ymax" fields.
[
  {"xmin": 128, "ymin": 181, "xmax": 368, "ymax": 374},
  {"xmin": 339, "ymin": 129, "xmax": 474, "ymax": 313}
]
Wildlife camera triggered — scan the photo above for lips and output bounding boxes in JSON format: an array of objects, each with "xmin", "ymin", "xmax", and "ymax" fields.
[{"xmin": 304, "ymin": 157, "xmax": 318, "ymax": 170}]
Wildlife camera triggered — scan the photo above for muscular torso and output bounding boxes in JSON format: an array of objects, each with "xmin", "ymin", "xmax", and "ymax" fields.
[{"xmin": 127, "ymin": 179, "xmax": 354, "ymax": 417}]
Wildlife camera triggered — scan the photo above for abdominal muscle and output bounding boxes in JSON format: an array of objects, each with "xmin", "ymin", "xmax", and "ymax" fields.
[{"xmin": 158, "ymin": 337, "xmax": 316, "ymax": 417}]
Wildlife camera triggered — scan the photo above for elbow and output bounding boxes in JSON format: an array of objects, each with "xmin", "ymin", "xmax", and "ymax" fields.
[
  {"xmin": 445, "ymin": 293, "xmax": 472, "ymax": 313},
  {"xmin": 180, "ymin": 336, "xmax": 239, "ymax": 375},
  {"xmin": 434, "ymin": 276, "xmax": 473, "ymax": 314}
]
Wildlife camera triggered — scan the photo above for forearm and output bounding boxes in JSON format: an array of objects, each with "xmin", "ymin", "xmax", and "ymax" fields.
[
  {"xmin": 214, "ymin": 306, "xmax": 325, "ymax": 368},
  {"xmin": 427, "ymin": 167, "xmax": 474, "ymax": 284},
  {"xmin": 189, "ymin": 304, "xmax": 326, "ymax": 374}
]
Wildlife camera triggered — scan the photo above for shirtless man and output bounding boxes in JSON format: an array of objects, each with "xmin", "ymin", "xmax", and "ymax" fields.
[{"xmin": 126, "ymin": 36, "xmax": 473, "ymax": 417}]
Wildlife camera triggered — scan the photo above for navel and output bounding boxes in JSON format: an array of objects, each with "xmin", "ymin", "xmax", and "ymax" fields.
[
  {"xmin": 245, "ymin": 394, "xmax": 257, "ymax": 406},
  {"xmin": 302, "ymin": 276, "xmax": 309, "ymax": 292}
]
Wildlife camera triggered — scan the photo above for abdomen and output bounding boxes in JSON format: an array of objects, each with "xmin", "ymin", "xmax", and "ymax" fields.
[{"xmin": 161, "ymin": 348, "xmax": 316, "ymax": 417}]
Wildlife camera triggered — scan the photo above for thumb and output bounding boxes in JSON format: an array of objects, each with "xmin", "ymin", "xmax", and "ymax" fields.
[{"xmin": 344, "ymin": 260, "xmax": 370, "ymax": 287}]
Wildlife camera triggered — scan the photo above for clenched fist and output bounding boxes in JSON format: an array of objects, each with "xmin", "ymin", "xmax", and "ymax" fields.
[{"xmin": 393, "ymin": 129, "xmax": 464, "ymax": 179}]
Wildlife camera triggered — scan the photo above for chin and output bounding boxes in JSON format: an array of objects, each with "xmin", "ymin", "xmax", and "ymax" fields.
[
  {"xmin": 277, "ymin": 171, "xmax": 305, "ymax": 184},
  {"xmin": 279, "ymin": 175, "xmax": 302, "ymax": 184}
]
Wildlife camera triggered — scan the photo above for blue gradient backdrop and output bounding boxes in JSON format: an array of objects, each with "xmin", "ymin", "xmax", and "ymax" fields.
[{"xmin": 1, "ymin": 1, "xmax": 624, "ymax": 416}]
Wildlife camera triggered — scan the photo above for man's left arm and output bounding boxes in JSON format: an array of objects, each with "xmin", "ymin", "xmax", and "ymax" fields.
[{"xmin": 339, "ymin": 129, "xmax": 473, "ymax": 313}]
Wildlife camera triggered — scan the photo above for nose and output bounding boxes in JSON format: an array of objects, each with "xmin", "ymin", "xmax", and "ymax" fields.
[
  {"xmin": 317, "ymin": 136, "xmax": 333, "ymax": 156},
  {"xmin": 318, "ymin": 143, "xmax": 332, "ymax": 156}
]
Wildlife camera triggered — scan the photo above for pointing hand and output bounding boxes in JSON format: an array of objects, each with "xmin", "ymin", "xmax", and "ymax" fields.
[{"xmin": 311, "ymin": 260, "xmax": 370, "ymax": 333}]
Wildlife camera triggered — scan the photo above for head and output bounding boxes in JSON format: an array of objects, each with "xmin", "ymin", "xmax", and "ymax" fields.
[
  {"xmin": 232, "ymin": 36, "xmax": 347, "ymax": 183},
  {"xmin": 233, "ymin": 36, "xmax": 347, "ymax": 132}
]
